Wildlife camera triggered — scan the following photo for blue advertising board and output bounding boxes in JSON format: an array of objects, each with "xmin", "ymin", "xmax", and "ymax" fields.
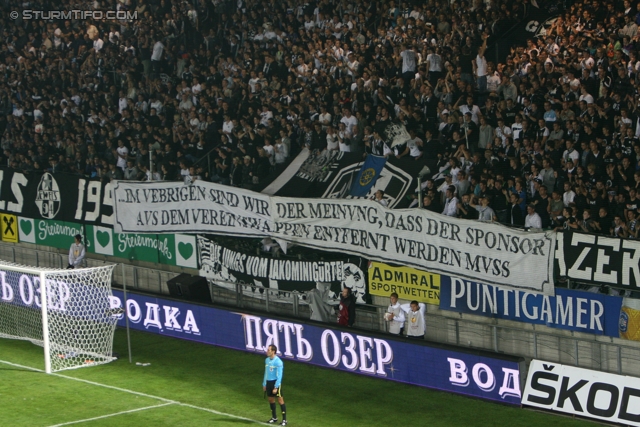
[
  {"xmin": 439, "ymin": 276, "xmax": 623, "ymax": 337},
  {"xmin": 110, "ymin": 290, "xmax": 522, "ymax": 404}
]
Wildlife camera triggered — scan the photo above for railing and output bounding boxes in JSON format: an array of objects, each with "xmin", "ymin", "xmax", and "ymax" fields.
[
  {"xmin": 2, "ymin": 242, "xmax": 639, "ymax": 377},
  {"xmin": 192, "ymin": 144, "xmax": 221, "ymax": 175},
  {"xmin": 0, "ymin": 243, "xmax": 180, "ymax": 296}
]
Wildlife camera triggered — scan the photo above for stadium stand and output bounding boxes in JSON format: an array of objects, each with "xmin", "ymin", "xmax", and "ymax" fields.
[{"xmin": 3, "ymin": 0, "xmax": 640, "ymax": 290}]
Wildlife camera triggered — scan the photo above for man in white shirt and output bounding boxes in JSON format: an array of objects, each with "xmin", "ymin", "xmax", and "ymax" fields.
[
  {"xmin": 274, "ymin": 138, "xmax": 289, "ymax": 164},
  {"xmin": 151, "ymin": 38, "xmax": 164, "ymax": 78},
  {"xmin": 150, "ymin": 97, "xmax": 163, "ymax": 114},
  {"xmin": 338, "ymin": 124, "xmax": 352, "ymax": 152},
  {"xmin": 511, "ymin": 115, "xmax": 523, "ymax": 140},
  {"xmin": 546, "ymin": 37, "xmax": 560, "ymax": 58},
  {"xmin": 326, "ymin": 126, "xmax": 339, "ymax": 151},
  {"xmin": 470, "ymin": 195, "xmax": 496, "ymax": 222},
  {"xmin": 459, "ymin": 96, "xmax": 481, "ymax": 124},
  {"xmin": 217, "ymin": 115, "xmax": 232, "ymax": 136},
  {"xmin": 486, "ymin": 64, "xmax": 501, "ymax": 93},
  {"xmin": 253, "ymin": 27, "xmax": 265, "ymax": 42},
  {"xmin": 442, "ymin": 186, "xmax": 459, "ymax": 216},
  {"xmin": 12, "ymin": 103, "xmax": 24, "ymax": 117},
  {"xmin": 151, "ymin": 39, "xmax": 164, "ymax": 61},
  {"xmin": 116, "ymin": 139, "xmax": 128, "ymax": 171},
  {"xmin": 400, "ymin": 43, "xmax": 417, "ymax": 85},
  {"xmin": 303, "ymin": 15, "xmax": 315, "ymax": 31},
  {"xmin": 561, "ymin": 140, "xmax": 580, "ymax": 165},
  {"xmin": 178, "ymin": 93, "xmax": 193, "ymax": 111},
  {"xmin": 400, "ymin": 301, "xmax": 426, "ymax": 338},
  {"xmin": 340, "ymin": 109, "xmax": 358, "ymax": 136},
  {"xmin": 373, "ymin": 190, "xmax": 388, "ymax": 207},
  {"xmin": 495, "ymin": 118, "xmax": 512, "ymax": 146},
  {"xmin": 578, "ymin": 85, "xmax": 594, "ymax": 104},
  {"xmin": 524, "ymin": 204, "xmax": 542, "ymax": 229},
  {"xmin": 318, "ymin": 106, "xmax": 332, "ymax": 130},
  {"xmin": 260, "ymin": 105, "xmax": 273, "ymax": 126},
  {"xmin": 248, "ymin": 71, "xmax": 260, "ymax": 93},
  {"xmin": 118, "ymin": 91, "xmax": 128, "ymax": 114},
  {"xmin": 562, "ymin": 182, "xmax": 576, "ymax": 207},
  {"xmin": 191, "ymin": 77, "xmax": 202, "ymax": 94},
  {"xmin": 425, "ymin": 47, "xmax": 443, "ymax": 83},
  {"xmin": 263, "ymin": 139, "xmax": 276, "ymax": 166},
  {"xmin": 405, "ymin": 129, "xmax": 423, "ymax": 159},
  {"xmin": 473, "ymin": 33, "xmax": 488, "ymax": 93},
  {"xmin": 346, "ymin": 53, "xmax": 359, "ymax": 77},
  {"xmin": 93, "ymin": 37, "xmax": 104, "ymax": 52},
  {"xmin": 385, "ymin": 292, "xmax": 405, "ymax": 335},
  {"xmin": 409, "ymin": 7, "xmax": 424, "ymax": 20}
]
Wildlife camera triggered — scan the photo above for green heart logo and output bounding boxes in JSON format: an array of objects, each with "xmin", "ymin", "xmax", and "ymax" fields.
[
  {"xmin": 97, "ymin": 230, "xmax": 111, "ymax": 247},
  {"xmin": 178, "ymin": 242, "xmax": 193, "ymax": 260},
  {"xmin": 20, "ymin": 220, "xmax": 32, "ymax": 235}
]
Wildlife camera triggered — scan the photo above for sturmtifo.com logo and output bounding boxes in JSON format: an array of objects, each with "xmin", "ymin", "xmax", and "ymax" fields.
[{"xmin": 11, "ymin": 10, "xmax": 138, "ymax": 20}]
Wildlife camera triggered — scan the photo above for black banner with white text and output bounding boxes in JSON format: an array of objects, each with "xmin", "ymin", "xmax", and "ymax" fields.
[
  {"xmin": 559, "ymin": 232, "xmax": 640, "ymax": 291},
  {"xmin": 264, "ymin": 150, "xmax": 426, "ymax": 209},
  {"xmin": 0, "ymin": 168, "xmax": 113, "ymax": 226},
  {"xmin": 198, "ymin": 235, "xmax": 369, "ymax": 304}
]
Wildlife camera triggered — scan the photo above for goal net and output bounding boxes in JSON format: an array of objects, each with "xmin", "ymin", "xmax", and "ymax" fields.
[{"xmin": 0, "ymin": 260, "xmax": 117, "ymax": 373}]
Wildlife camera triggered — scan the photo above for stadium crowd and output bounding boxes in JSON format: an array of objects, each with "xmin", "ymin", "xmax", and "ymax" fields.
[{"xmin": 2, "ymin": 0, "xmax": 640, "ymax": 237}]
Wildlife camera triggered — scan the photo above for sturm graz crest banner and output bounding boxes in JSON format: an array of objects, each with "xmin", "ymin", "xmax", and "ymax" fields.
[
  {"xmin": 197, "ymin": 235, "xmax": 369, "ymax": 304},
  {"xmin": 0, "ymin": 168, "xmax": 113, "ymax": 226},
  {"xmin": 261, "ymin": 149, "xmax": 424, "ymax": 209},
  {"xmin": 262, "ymin": 150, "xmax": 358, "ymax": 199},
  {"xmin": 35, "ymin": 173, "xmax": 61, "ymax": 219}
]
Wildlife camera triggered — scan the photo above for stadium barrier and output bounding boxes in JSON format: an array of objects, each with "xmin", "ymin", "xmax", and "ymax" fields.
[
  {"xmin": 2, "ymin": 241, "xmax": 640, "ymax": 377},
  {"xmin": 109, "ymin": 288, "xmax": 524, "ymax": 405}
]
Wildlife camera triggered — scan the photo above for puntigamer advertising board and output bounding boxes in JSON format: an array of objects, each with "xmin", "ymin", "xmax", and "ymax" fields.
[{"xmin": 439, "ymin": 276, "xmax": 623, "ymax": 337}]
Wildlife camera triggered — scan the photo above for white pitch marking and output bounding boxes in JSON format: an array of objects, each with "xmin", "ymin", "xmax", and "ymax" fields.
[
  {"xmin": 46, "ymin": 403, "xmax": 174, "ymax": 427},
  {"xmin": 0, "ymin": 359, "xmax": 270, "ymax": 425}
]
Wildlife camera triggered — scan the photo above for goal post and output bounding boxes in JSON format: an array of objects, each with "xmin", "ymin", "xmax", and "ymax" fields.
[{"xmin": 0, "ymin": 261, "xmax": 117, "ymax": 373}]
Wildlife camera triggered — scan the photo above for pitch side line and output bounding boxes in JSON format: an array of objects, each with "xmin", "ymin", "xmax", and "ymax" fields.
[
  {"xmin": 46, "ymin": 403, "xmax": 174, "ymax": 427},
  {"xmin": 0, "ymin": 359, "xmax": 270, "ymax": 426}
]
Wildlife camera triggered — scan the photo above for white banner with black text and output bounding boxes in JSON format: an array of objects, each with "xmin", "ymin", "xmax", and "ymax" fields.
[
  {"xmin": 113, "ymin": 180, "xmax": 555, "ymax": 294},
  {"xmin": 523, "ymin": 360, "xmax": 640, "ymax": 426}
]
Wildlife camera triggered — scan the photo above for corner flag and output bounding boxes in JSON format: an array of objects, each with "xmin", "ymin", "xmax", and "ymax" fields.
[{"xmin": 349, "ymin": 155, "xmax": 386, "ymax": 197}]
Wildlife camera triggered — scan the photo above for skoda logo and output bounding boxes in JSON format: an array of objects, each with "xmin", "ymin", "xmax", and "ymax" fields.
[{"xmin": 35, "ymin": 173, "xmax": 61, "ymax": 219}]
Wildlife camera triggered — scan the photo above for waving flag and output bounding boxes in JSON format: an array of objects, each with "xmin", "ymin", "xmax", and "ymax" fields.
[{"xmin": 349, "ymin": 155, "xmax": 387, "ymax": 197}]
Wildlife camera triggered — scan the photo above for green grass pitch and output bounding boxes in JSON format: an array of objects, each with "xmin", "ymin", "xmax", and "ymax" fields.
[{"xmin": 0, "ymin": 328, "xmax": 598, "ymax": 427}]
